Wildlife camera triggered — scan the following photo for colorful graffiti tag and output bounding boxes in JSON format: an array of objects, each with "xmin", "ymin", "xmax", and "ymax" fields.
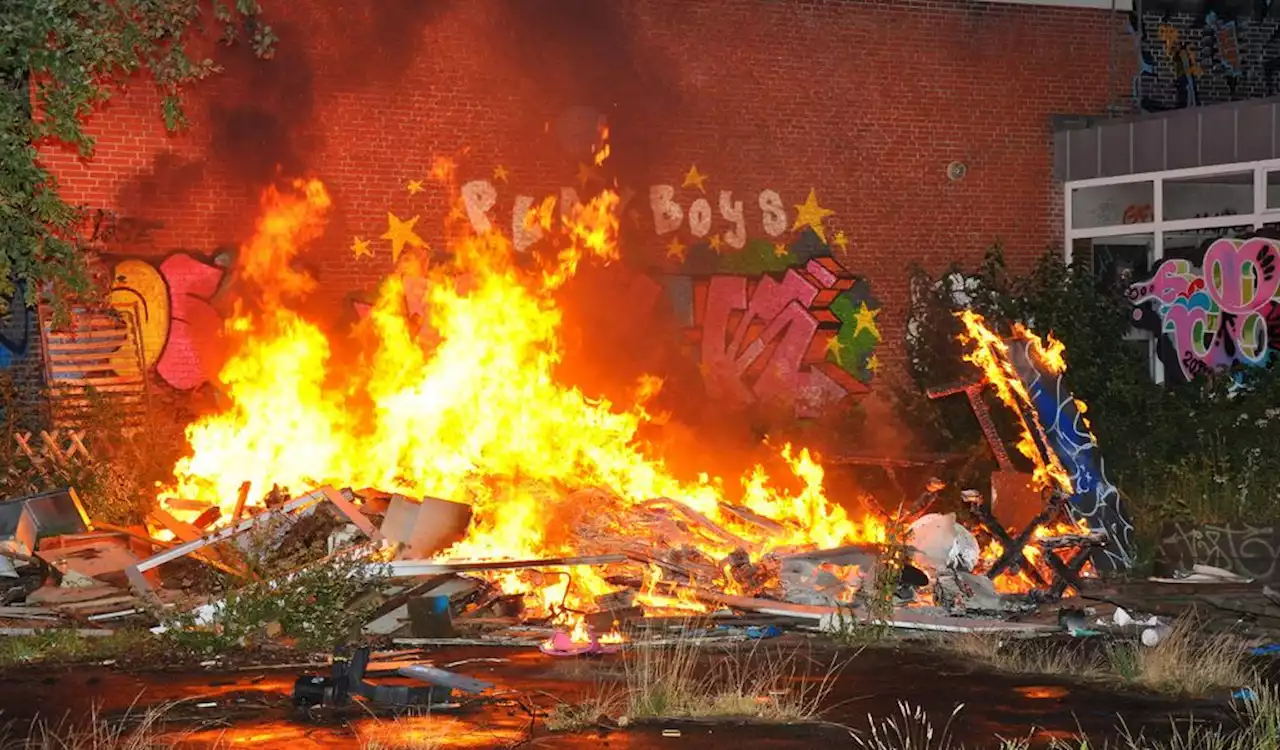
[
  {"xmin": 1011, "ymin": 340, "xmax": 1135, "ymax": 571},
  {"xmin": 1128, "ymin": 236, "xmax": 1280, "ymax": 380},
  {"xmin": 664, "ymin": 235, "xmax": 879, "ymax": 419},
  {"xmin": 108, "ymin": 252, "xmax": 231, "ymax": 390}
]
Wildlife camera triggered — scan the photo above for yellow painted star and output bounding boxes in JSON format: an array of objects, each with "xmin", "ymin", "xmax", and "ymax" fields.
[
  {"xmin": 406, "ymin": 179, "xmax": 425, "ymax": 195},
  {"xmin": 853, "ymin": 302, "xmax": 881, "ymax": 340},
  {"xmin": 381, "ymin": 212, "xmax": 425, "ymax": 262},
  {"xmin": 825, "ymin": 335, "xmax": 844, "ymax": 364},
  {"xmin": 665, "ymin": 236, "xmax": 687, "ymax": 261},
  {"xmin": 833, "ymin": 230, "xmax": 849, "ymax": 252},
  {"xmin": 697, "ymin": 360, "xmax": 711, "ymax": 378},
  {"xmin": 576, "ymin": 162, "xmax": 600, "ymax": 188},
  {"xmin": 682, "ymin": 165, "xmax": 708, "ymax": 193},
  {"xmin": 792, "ymin": 188, "xmax": 835, "ymax": 242},
  {"xmin": 708, "ymin": 235, "xmax": 723, "ymax": 253},
  {"xmin": 867, "ymin": 354, "xmax": 882, "ymax": 373},
  {"xmin": 351, "ymin": 237, "xmax": 372, "ymax": 259},
  {"xmin": 773, "ymin": 242, "xmax": 790, "ymax": 258},
  {"xmin": 447, "ymin": 205, "xmax": 467, "ymax": 223},
  {"xmin": 493, "ymin": 165, "xmax": 510, "ymax": 183}
]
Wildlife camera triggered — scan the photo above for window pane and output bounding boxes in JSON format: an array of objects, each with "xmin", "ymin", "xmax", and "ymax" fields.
[
  {"xmin": 1071, "ymin": 233, "xmax": 1153, "ymax": 292},
  {"xmin": 1071, "ymin": 182, "xmax": 1154, "ymax": 229},
  {"xmin": 1162, "ymin": 172, "xmax": 1253, "ymax": 222},
  {"xmin": 1267, "ymin": 171, "xmax": 1280, "ymax": 210}
]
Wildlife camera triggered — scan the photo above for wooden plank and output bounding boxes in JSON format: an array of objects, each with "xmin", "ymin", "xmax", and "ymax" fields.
[
  {"xmin": 50, "ymin": 378, "xmax": 146, "ymax": 389},
  {"xmin": 44, "ymin": 339, "xmax": 132, "ymax": 353}
]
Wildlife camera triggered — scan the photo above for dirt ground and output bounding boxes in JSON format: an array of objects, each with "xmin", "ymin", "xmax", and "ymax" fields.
[{"xmin": 0, "ymin": 638, "xmax": 1236, "ymax": 749}]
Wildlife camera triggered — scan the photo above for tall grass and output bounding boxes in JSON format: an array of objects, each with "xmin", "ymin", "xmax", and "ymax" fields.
[{"xmin": 944, "ymin": 613, "xmax": 1254, "ymax": 696}]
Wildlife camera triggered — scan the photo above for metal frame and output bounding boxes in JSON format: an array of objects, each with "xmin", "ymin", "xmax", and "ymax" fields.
[{"xmin": 1064, "ymin": 158, "xmax": 1280, "ymax": 383}]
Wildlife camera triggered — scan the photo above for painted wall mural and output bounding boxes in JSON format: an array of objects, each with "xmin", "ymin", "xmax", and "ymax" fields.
[
  {"xmin": 352, "ymin": 169, "xmax": 877, "ymax": 420},
  {"xmin": 663, "ymin": 235, "xmax": 880, "ymax": 420},
  {"xmin": 1128, "ymin": 235, "xmax": 1280, "ymax": 380},
  {"xmin": 107, "ymin": 251, "xmax": 232, "ymax": 390},
  {"xmin": 1128, "ymin": 7, "xmax": 1280, "ymax": 112}
]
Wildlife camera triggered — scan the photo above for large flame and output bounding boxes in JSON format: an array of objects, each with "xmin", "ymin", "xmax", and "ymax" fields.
[
  {"xmin": 955, "ymin": 310, "xmax": 1096, "ymax": 594},
  {"xmin": 157, "ymin": 173, "xmax": 887, "ymax": 629}
]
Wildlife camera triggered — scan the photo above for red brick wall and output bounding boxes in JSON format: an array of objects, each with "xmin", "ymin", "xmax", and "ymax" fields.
[{"xmin": 37, "ymin": 0, "xmax": 1128, "ymax": 411}]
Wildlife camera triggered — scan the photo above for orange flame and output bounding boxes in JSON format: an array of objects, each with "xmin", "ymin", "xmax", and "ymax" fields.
[
  {"xmin": 157, "ymin": 176, "xmax": 887, "ymax": 634},
  {"xmin": 955, "ymin": 310, "xmax": 1072, "ymax": 494}
]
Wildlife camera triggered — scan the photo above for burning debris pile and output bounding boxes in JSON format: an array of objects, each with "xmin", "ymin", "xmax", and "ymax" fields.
[{"xmin": 0, "ymin": 155, "xmax": 1127, "ymax": 648}]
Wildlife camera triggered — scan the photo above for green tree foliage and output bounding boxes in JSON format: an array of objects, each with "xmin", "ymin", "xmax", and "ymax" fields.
[
  {"xmin": 898, "ymin": 246, "xmax": 1280, "ymax": 532},
  {"xmin": 0, "ymin": 0, "xmax": 276, "ymax": 312}
]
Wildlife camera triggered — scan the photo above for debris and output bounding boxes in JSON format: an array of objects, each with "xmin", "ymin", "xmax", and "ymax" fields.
[
  {"xmin": 1150, "ymin": 564, "xmax": 1255, "ymax": 585},
  {"xmin": 0, "ymin": 627, "xmax": 114, "ymax": 637},
  {"xmin": 1249, "ymin": 644, "xmax": 1280, "ymax": 656},
  {"xmin": 293, "ymin": 647, "xmax": 454, "ymax": 709},
  {"xmin": 1141, "ymin": 624, "xmax": 1172, "ymax": 647},
  {"xmin": 380, "ymin": 494, "xmax": 471, "ymax": 558},
  {"xmin": 397, "ymin": 664, "xmax": 494, "ymax": 694},
  {"xmin": 908, "ymin": 513, "xmax": 979, "ymax": 573},
  {"xmin": 745, "ymin": 624, "xmax": 782, "ymax": 639},
  {"xmin": 539, "ymin": 629, "xmax": 620, "ymax": 657},
  {"xmin": 662, "ymin": 729, "xmax": 682, "ymax": 738},
  {"xmin": 407, "ymin": 595, "xmax": 455, "ymax": 638}
]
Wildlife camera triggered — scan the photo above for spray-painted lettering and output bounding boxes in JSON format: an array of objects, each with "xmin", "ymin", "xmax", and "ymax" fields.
[
  {"xmin": 1129, "ymin": 236, "xmax": 1280, "ymax": 379},
  {"xmin": 109, "ymin": 253, "xmax": 230, "ymax": 390}
]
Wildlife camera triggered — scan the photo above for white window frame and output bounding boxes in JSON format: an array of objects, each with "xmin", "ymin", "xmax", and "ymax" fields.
[{"xmin": 1064, "ymin": 158, "xmax": 1280, "ymax": 383}]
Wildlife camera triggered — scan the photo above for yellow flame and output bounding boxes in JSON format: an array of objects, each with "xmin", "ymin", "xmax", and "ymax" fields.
[{"xmin": 158, "ymin": 175, "xmax": 887, "ymax": 624}]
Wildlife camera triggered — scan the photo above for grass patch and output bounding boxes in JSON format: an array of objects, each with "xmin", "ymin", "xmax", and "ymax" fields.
[
  {"xmin": 849, "ymin": 689, "xmax": 1280, "ymax": 749},
  {"xmin": 942, "ymin": 613, "xmax": 1254, "ymax": 697},
  {"xmin": 545, "ymin": 684, "xmax": 626, "ymax": 732},
  {"xmin": 1105, "ymin": 615, "xmax": 1255, "ymax": 696},
  {"xmin": 3, "ymin": 702, "xmax": 207, "ymax": 750},
  {"xmin": 0, "ymin": 629, "xmax": 155, "ymax": 669}
]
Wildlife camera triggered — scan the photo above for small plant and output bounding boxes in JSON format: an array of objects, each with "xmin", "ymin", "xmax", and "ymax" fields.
[
  {"xmin": 1105, "ymin": 613, "xmax": 1255, "ymax": 696},
  {"xmin": 545, "ymin": 684, "xmax": 626, "ymax": 732},
  {"xmin": 850, "ymin": 701, "xmax": 965, "ymax": 750},
  {"xmin": 0, "ymin": 629, "xmax": 154, "ymax": 668},
  {"xmin": 162, "ymin": 553, "xmax": 388, "ymax": 653},
  {"xmin": 13, "ymin": 701, "xmax": 205, "ymax": 750},
  {"xmin": 619, "ymin": 624, "xmax": 846, "ymax": 722},
  {"xmin": 946, "ymin": 633, "xmax": 1105, "ymax": 680}
]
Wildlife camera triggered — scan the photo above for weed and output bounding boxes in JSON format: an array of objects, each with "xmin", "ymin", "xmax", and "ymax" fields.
[
  {"xmin": 7, "ymin": 701, "xmax": 206, "ymax": 750},
  {"xmin": 161, "ymin": 553, "xmax": 388, "ymax": 653},
  {"xmin": 620, "ymin": 624, "xmax": 846, "ymax": 722},
  {"xmin": 0, "ymin": 629, "xmax": 154, "ymax": 669},
  {"xmin": 545, "ymin": 684, "xmax": 626, "ymax": 732},
  {"xmin": 850, "ymin": 701, "xmax": 965, "ymax": 750},
  {"xmin": 1104, "ymin": 614, "xmax": 1255, "ymax": 696},
  {"xmin": 947, "ymin": 633, "xmax": 1104, "ymax": 680}
]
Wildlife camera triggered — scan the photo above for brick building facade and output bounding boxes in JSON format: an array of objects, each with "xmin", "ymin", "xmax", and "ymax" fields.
[{"xmin": 31, "ymin": 0, "xmax": 1131, "ymax": 426}]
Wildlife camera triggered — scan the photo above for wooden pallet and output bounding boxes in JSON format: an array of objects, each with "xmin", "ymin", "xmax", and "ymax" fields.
[{"xmin": 39, "ymin": 303, "xmax": 150, "ymax": 428}]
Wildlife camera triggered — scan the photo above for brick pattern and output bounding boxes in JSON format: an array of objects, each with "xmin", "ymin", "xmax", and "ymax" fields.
[{"xmin": 36, "ymin": 0, "xmax": 1129, "ymax": 372}]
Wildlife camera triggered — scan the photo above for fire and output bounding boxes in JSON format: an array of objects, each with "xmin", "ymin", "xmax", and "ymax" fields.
[
  {"xmin": 980, "ymin": 517, "xmax": 1094, "ymax": 595},
  {"xmin": 157, "ymin": 173, "xmax": 883, "ymax": 636},
  {"xmin": 955, "ymin": 311, "xmax": 1101, "ymax": 595},
  {"xmin": 956, "ymin": 310, "xmax": 1072, "ymax": 495}
]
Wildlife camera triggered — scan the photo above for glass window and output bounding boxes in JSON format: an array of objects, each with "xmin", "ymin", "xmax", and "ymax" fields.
[
  {"xmin": 1266, "ymin": 171, "xmax": 1280, "ymax": 210},
  {"xmin": 1162, "ymin": 172, "xmax": 1253, "ymax": 222},
  {"xmin": 1162, "ymin": 225, "xmax": 1255, "ymax": 263},
  {"xmin": 1075, "ymin": 234, "xmax": 1153, "ymax": 290},
  {"xmin": 1071, "ymin": 182, "xmax": 1154, "ymax": 229}
]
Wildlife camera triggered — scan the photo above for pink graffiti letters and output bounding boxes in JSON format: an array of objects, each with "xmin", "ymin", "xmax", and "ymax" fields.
[
  {"xmin": 110, "ymin": 253, "xmax": 228, "ymax": 391},
  {"xmin": 692, "ymin": 257, "xmax": 871, "ymax": 418},
  {"xmin": 1130, "ymin": 237, "xmax": 1280, "ymax": 379}
]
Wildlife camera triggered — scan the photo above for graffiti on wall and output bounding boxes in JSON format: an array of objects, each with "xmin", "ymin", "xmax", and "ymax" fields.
[
  {"xmin": 80, "ymin": 209, "xmax": 165, "ymax": 247},
  {"xmin": 663, "ymin": 234, "xmax": 880, "ymax": 419},
  {"xmin": 1128, "ymin": 8, "xmax": 1280, "ymax": 112},
  {"xmin": 1160, "ymin": 521, "xmax": 1280, "ymax": 581},
  {"xmin": 1128, "ymin": 235, "xmax": 1280, "ymax": 380},
  {"xmin": 1011, "ymin": 341, "xmax": 1135, "ymax": 571},
  {"xmin": 107, "ymin": 252, "xmax": 231, "ymax": 390}
]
